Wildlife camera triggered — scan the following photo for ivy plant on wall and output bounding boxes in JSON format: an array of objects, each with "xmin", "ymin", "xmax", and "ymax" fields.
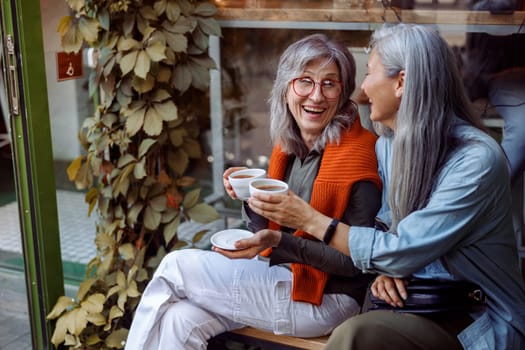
[{"xmin": 46, "ymin": 0, "xmax": 222, "ymax": 348}]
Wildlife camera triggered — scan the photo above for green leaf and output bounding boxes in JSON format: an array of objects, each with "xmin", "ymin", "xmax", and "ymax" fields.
[
  {"xmin": 119, "ymin": 243, "xmax": 135, "ymax": 260},
  {"xmin": 188, "ymin": 63, "xmax": 210, "ymax": 91},
  {"xmin": 150, "ymin": 194, "xmax": 167, "ymax": 212},
  {"xmin": 187, "ymin": 203, "xmax": 220, "ymax": 223},
  {"xmin": 138, "ymin": 138, "xmax": 157, "ymax": 158},
  {"xmin": 194, "ymin": 2, "xmax": 217, "ymax": 16},
  {"xmin": 105, "ymin": 328, "xmax": 129, "ymax": 349},
  {"xmin": 172, "ymin": 63, "xmax": 192, "ymax": 93},
  {"xmin": 81, "ymin": 293, "xmax": 105, "ymax": 314},
  {"xmin": 163, "ymin": 215, "xmax": 180, "ymax": 244},
  {"xmin": 117, "ymin": 37, "xmax": 140, "ymax": 51},
  {"xmin": 166, "ymin": 1, "xmax": 181, "ymax": 21},
  {"xmin": 162, "ymin": 16, "xmax": 193, "ymax": 34},
  {"xmin": 78, "ymin": 16, "xmax": 100, "ymax": 43},
  {"xmin": 134, "ymin": 50, "xmax": 151, "ymax": 79},
  {"xmin": 153, "ymin": 0, "xmax": 167, "ymax": 15},
  {"xmin": 120, "ymin": 50, "xmax": 138, "ymax": 76},
  {"xmin": 189, "ymin": 55, "xmax": 217, "ymax": 69},
  {"xmin": 61, "ymin": 22, "xmax": 83, "ymax": 53},
  {"xmin": 123, "ymin": 14, "xmax": 135, "ymax": 37},
  {"xmin": 125, "ymin": 105, "xmax": 146, "ymax": 136},
  {"xmin": 168, "ymin": 148, "xmax": 189, "ymax": 176},
  {"xmin": 164, "ymin": 32, "xmax": 187, "ymax": 53},
  {"xmin": 98, "ymin": 7, "xmax": 110, "ymax": 30},
  {"xmin": 192, "ymin": 26, "xmax": 208, "ymax": 51},
  {"xmin": 132, "ymin": 74, "xmax": 156, "ymax": 94},
  {"xmin": 66, "ymin": 0, "xmax": 84, "ymax": 12},
  {"xmin": 133, "ymin": 159, "xmax": 147, "ymax": 179},
  {"xmin": 144, "ymin": 106, "xmax": 163, "ymax": 136},
  {"xmin": 46, "ymin": 296, "xmax": 76, "ymax": 319},
  {"xmin": 127, "ymin": 202, "xmax": 144, "ymax": 226},
  {"xmin": 146, "ymin": 41, "xmax": 167, "ymax": 62},
  {"xmin": 182, "ymin": 188, "xmax": 200, "ymax": 208},
  {"xmin": 154, "ymin": 100, "xmax": 178, "ymax": 122},
  {"xmin": 144, "ymin": 205, "xmax": 162, "ymax": 230},
  {"xmin": 182, "ymin": 137, "xmax": 201, "ymax": 158},
  {"xmin": 196, "ymin": 17, "xmax": 221, "ymax": 37},
  {"xmin": 117, "ymin": 154, "xmax": 136, "ymax": 168}
]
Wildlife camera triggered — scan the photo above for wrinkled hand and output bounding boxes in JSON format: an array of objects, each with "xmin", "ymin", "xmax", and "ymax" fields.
[
  {"xmin": 247, "ymin": 190, "xmax": 316, "ymax": 232},
  {"xmin": 212, "ymin": 229, "xmax": 282, "ymax": 259},
  {"xmin": 222, "ymin": 166, "xmax": 247, "ymax": 200},
  {"xmin": 371, "ymin": 275, "xmax": 408, "ymax": 308}
]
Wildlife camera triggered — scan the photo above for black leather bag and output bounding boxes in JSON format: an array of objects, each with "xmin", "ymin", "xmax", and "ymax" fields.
[{"xmin": 367, "ymin": 278, "xmax": 486, "ymax": 314}]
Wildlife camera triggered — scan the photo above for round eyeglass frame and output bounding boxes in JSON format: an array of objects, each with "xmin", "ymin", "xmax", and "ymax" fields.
[{"xmin": 291, "ymin": 77, "xmax": 343, "ymax": 100}]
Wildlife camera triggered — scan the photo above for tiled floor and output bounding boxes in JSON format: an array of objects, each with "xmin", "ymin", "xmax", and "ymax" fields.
[
  {"xmin": 0, "ymin": 188, "xmax": 233, "ymax": 349},
  {"xmin": 0, "ymin": 190, "xmax": 98, "ymax": 264}
]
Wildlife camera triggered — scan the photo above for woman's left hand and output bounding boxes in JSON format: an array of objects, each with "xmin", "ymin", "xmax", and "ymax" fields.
[
  {"xmin": 212, "ymin": 229, "xmax": 282, "ymax": 259},
  {"xmin": 370, "ymin": 275, "xmax": 408, "ymax": 307},
  {"xmin": 247, "ymin": 190, "xmax": 317, "ymax": 232}
]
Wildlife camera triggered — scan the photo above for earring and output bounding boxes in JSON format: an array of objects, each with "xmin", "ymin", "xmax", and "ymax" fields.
[{"xmin": 395, "ymin": 91, "xmax": 402, "ymax": 98}]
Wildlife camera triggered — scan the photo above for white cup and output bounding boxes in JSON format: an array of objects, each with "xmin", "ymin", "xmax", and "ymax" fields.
[
  {"xmin": 249, "ymin": 178, "xmax": 289, "ymax": 197},
  {"xmin": 228, "ymin": 168, "xmax": 266, "ymax": 200}
]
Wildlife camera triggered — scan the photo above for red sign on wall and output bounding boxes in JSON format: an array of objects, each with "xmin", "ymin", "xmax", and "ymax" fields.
[{"xmin": 56, "ymin": 51, "xmax": 83, "ymax": 81}]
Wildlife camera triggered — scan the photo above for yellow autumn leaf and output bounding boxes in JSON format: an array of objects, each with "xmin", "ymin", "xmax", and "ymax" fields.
[
  {"xmin": 68, "ymin": 307, "xmax": 88, "ymax": 335},
  {"xmin": 86, "ymin": 312, "xmax": 106, "ymax": 326},
  {"xmin": 105, "ymin": 328, "xmax": 129, "ymax": 349},
  {"xmin": 76, "ymin": 277, "xmax": 97, "ymax": 301},
  {"xmin": 46, "ymin": 296, "xmax": 76, "ymax": 320},
  {"xmin": 118, "ymin": 243, "xmax": 135, "ymax": 260},
  {"xmin": 57, "ymin": 16, "xmax": 72, "ymax": 36},
  {"xmin": 81, "ymin": 293, "xmax": 105, "ymax": 314},
  {"xmin": 67, "ymin": 156, "xmax": 83, "ymax": 181},
  {"xmin": 132, "ymin": 74, "xmax": 155, "ymax": 93},
  {"xmin": 166, "ymin": 1, "xmax": 181, "ymax": 21},
  {"xmin": 50, "ymin": 312, "xmax": 68, "ymax": 346}
]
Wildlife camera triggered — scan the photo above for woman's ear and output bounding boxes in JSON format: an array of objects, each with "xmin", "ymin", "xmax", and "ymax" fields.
[{"xmin": 395, "ymin": 70, "xmax": 405, "ymax": 98}]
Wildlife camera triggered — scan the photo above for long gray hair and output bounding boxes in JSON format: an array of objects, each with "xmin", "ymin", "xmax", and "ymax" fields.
[
  {"xmin": 269, "ymin": 34, "xmax": 358, "ymax": 159},
  {"xmin": 370, "ymin": 24, "xmax": 483, "ymax": 230}
]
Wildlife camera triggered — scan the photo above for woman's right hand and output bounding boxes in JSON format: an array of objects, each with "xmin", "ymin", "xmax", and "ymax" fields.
[{"xmin": 222, "ymin": 166, "xmax": 248, "ymax": 199}]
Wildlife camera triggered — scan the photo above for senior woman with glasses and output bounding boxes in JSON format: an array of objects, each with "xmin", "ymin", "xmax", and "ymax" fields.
[
  {"xmin": 125, "ymin": 34, "xmax": 382, "ymax": 349},
  {"xmin": 244, "ymin": 25, "xmax": 525, "ymax": 350}
]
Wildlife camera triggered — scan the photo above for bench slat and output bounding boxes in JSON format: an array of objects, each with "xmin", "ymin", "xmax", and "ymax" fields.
[{"xmin": 227, "ymin": 327, "xmax": 329, "ymax": 350}]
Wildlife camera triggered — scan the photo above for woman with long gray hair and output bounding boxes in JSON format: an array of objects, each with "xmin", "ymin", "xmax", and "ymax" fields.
[
  {"xmin": 246, "ymin": 24, "xmax": 525, "ymax": 349},
  {"xmin": 125, "ymin": 33, "xmax": 382, "ymax": 349}
]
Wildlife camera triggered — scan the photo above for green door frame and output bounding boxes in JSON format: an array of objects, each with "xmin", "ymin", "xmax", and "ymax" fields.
[{"xmin": 1, "ymin": 0, "xmax": 65, "ymax": 348}]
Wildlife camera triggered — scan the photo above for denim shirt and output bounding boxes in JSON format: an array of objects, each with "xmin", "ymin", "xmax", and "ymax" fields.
[{"xmin": 349, "ymin": 120, "xmax": 525, "ymax": 350}]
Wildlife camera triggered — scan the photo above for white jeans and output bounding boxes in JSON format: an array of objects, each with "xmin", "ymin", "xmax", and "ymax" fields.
[{"xmin": 125, "ymin": 249, "xmax": 360, "ymax": 350}]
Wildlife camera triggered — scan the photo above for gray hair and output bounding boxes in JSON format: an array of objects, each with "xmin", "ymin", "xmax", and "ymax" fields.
[
  {"xmin": 370, "ymin": 24, "xmax": 482, "ymax": 229},
  {"xmin": 269, "ymin": 33, "xmax": 358, "ymax": 158}
]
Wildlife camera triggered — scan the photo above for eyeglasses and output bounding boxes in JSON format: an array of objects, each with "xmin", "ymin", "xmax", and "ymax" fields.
[{"xmin": 291, "ymin": 77, "xmax": 342, "ymax": 100}]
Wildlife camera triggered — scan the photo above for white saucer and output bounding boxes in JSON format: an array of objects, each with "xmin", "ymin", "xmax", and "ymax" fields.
[{"xmin": 210, "ymin": 229, "xmax": 254, "ymax": 250}]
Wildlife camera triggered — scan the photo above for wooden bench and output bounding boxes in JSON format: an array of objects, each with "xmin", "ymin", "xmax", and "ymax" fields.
[{"xmin": 209, "ymin": 327, "xmax": 329, "ymax": 350}]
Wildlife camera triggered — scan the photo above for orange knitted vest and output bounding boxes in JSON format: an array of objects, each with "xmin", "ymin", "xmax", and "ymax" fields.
[{"xmin": 264, "ymin": 118, "xmax": 381, "ymax": 305}]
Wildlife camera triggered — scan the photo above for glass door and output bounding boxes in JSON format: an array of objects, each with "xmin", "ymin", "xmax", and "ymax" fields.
[{"xmin": 0, "ymin": 0, "xmax": 64, "ymax": 348}]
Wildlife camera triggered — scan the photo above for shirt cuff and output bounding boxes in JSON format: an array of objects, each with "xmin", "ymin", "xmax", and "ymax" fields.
[{"xmin": 349, "ymin": 226, "xmax": 376, "ymax": 273}]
